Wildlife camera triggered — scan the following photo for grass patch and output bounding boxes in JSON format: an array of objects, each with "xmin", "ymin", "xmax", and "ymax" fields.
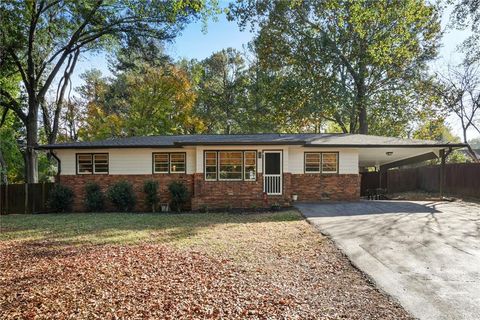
[{"xmin": 0, "ymin": 211, "xmax": 301, "ymax": 247}]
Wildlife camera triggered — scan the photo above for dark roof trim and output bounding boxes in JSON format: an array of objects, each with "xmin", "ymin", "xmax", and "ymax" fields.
[
  {"xmin": 37, "ymin": 144, "xmax": 179, "ymax": 150},
  {"xmin": 303, "ymin": 143, "xmax": 467, "ymax": 148},
  {"xmin": 38, "ymin": 142, "xmax": 468, "ymax": 150},
  {"xmin": 173, "ymin": 141, "xmax": 304, "ymax": 146}
]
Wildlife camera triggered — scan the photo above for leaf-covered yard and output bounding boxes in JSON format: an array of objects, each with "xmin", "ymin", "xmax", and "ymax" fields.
[{"xmin": 0, "ymin": 211, "xmax": 411, "ymax": 319}]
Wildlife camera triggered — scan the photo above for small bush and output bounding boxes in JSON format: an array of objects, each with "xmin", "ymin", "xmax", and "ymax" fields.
[
  {"xmin": 84, "ymin": 182, "xmax": 105, "ymax": 212},
  {"xmin": 48, "ymin": 184, "xmax": 74, "ymax": 212},
  {"xmin": 270, "ymin": 202, "xmax": 281, "ymax": 212},
  {"xmin": 107, "ymin": 181, "xmax": 136, "ymax": 212},
  {"xmin": 143, "ymin": 180, "xmax": 159, "ymax": 212},
  {"xmin": 168, "ymin": 181, "xmax": 189, "ymax": 212}
]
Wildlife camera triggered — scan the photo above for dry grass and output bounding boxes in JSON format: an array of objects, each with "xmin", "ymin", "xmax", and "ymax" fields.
[{"xmin": 0, "ymin": 211, "xmax": 412, "ymax": 319}]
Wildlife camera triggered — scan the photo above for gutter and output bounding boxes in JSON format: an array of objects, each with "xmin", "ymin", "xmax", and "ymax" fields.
[
  {"xmin": 36, "ymin": 142, "xmax": 469, "ymax": 150},
  {"xmin": 302, "ymin": 143, "xmax": 468, "ymax": 149}
]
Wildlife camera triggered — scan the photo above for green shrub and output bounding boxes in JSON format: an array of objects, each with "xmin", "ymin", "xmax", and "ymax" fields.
[
  {"xmin": 168, "ymin": 181, "xmax": 189, "ymax": 212},
  {"xmin": 270, "ymin": 202, "xmax": 281, "ymax": 212},
  {"xmin": 48, "ymin": 184, "xmax": 74, "ymax": 212},
  {"xmin": 143, "ymin": 180, "xmax": 159, "ymax": 212},
  {"xmin": 84, "ymin": 182, "xmax": 105, "ymax": 212},
  {"xmin": 107, "ymin": 181, "xmax": 136, "ymax": 212}
]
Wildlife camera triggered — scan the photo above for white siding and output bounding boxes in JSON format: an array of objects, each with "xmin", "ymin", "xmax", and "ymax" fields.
[
  {"xmin": 288, "ymin": 147, "xmax": 359, "ymax": 174},
  {"xmin": 55, "ymin": 145, "xmax": 359, "ymax": 175},
  {"xmin": 56, "ymin": 148, "xmax": 195, "ymax": 175}
]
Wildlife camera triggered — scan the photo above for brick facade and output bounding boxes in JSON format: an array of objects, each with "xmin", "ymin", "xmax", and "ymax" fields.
[
  {"xmin": 59, "ymin": 172, "xmax": 359, "ymax": 212},
  {"xmin": 190, "ymin": 173, "xmax": 291, "ymax": 210},
  {"xmin": 59, "ymin": 174, "xmax": 194, "ymax": 212},
  {"xmin": 290, "ymin": 174, "xmax": 360, "ymax": 201}
]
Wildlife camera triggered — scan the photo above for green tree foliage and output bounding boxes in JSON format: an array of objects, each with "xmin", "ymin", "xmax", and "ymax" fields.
[
  {"xmin": 451, "ymin": 0, "xmax": 480, "ymax": 63},
  {"xmin": 124, "ymin": 65, "xmax": 202, "ymax": 135},
  {"xmin": 229, "ymin": 0, "xmax": 442, "ymax": 135},
  {"xmin": 77, "ymin": 63, "xmax": 203, "ymax": 140},
  {"xmin": 0, "ymin": 112, "xmax": 24, "ymax": 183},
  {"xmin": 0, "ymin": 0, "xmax": 212, "ymax": 182},
  {"xmin": 193, "ymin": 48, "xmax": 250, "ymax": 134}
]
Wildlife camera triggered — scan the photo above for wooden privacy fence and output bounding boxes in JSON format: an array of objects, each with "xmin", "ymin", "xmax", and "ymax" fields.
[
  {"xmin": 0, "ymin": 183, "xmax": 55, "ymax": 214},
  {"xmin": 384, "ymin": 163, "xmax": 480, "ymax": 198}
]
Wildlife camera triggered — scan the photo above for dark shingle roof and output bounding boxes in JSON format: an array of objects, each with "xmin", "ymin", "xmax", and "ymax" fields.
[{"xmin": 39, "ymin": 133, "xmax": 466, "ymax": 149}]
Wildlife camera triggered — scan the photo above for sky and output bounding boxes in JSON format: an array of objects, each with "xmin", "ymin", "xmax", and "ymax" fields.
[{"xmin": 71, "ymin": 3, "xmax": 479, "ymax": 141}]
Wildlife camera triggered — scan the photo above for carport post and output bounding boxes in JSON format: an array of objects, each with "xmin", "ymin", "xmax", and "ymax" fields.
[{"xmin": 439, "ymin": 149, "xmax": 445, "ymax": 198}]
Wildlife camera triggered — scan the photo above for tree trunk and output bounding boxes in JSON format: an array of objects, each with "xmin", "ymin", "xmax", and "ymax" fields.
[
  {"xmin": 356, "ymin": 78, "xmax": 368, "ymax": 134},
  {"xmin": 0, "ymin": 147, "xmax": 7, "ymax": 184},
  {"xmin": 25, "ymin": 101, "xmax": 39, "ymax": 183}
]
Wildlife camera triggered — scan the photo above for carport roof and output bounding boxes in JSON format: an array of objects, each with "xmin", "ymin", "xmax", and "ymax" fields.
[{"xmin": 39, "ymin": 133, "xmax": 466, "ymax": 149}]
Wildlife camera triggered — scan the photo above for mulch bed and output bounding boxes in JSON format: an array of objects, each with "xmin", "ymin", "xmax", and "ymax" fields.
[{"xmin": 0, "ymin": 239, "xmax": 412, "ymax": 319}]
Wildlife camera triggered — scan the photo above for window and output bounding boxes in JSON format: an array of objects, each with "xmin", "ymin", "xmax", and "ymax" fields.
[
  {"xmin": 76, "ymin": 154, "xmax": 108, "ymax": 175},
  {"xmin": 77, "ymin": 154, "xmax": 93, "ymax": 174},
  {"xmin": 244, "ymin": 151, "xmax": 257, "ymax": 180},
  {"xmin": 305, "ymin": 153, "xmax": 321, "ymax": 173},
  {"xmin": 153, "ymin": 153, "xmax": 169, "ymax": 173},
  {"xmin": 322, "ymin": 153, "xmax": 338, "ymax": 173},
  {"xmin": 170, "ymin": 153, "xmax": 186, "ymax": 173},
  {"xmin": 204, "ymin": 151, "xmax": 257, "ymax": 181},
  {"xmin": 219, "ymin": 151, "xmax": 243, "ymax": 180},
  {"xmin": 153, "ymin": 152, "xmax": 186, "ymax": 173},
  {"xmin": 304, "ymin": 152, "xmax": 339, "ymax": 173},
  {"xmin": 93, "ymin": 154, "xmax": 109, "ymax": 174},
  {"xmin": 205, "ymin": 151, "xmax": 217, "ymax": 181}
]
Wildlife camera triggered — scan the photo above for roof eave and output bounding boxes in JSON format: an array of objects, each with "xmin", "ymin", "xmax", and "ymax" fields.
[
  {"xmin": 38, "ymin": 142, "xmax": 468, "ymax": 150},
  {"xmin": 36, "ymin": 144, "xmax": 179, "ymax": 150},
  {"xmin": 304, "ymin": 143, "xmax": 467, "ymax": 148}
]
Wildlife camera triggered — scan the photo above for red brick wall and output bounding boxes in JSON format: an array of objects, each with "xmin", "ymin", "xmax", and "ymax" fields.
[
  {"xmin": 291, "ymin": 174, "xmax": 360, "ymax": 201},
  {"xmin": 191, "ymin": 173, "xmax": 291, "ymax": 210},
  {"xmin": 59, "ymin": 174, "xmax": 193, "ymax": 212},
  {"xmin": 59, "ymin": 172, "xmax": 359, "ymax": 212}
]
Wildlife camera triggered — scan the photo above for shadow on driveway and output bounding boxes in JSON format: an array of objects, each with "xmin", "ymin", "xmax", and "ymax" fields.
[
  {"xmin": 295, "ymin": 200, "xmax": 441, "ymax": 217},
  {"xmin": 295, "ymin": 200, "xmax": 480, "ymax": 320}
]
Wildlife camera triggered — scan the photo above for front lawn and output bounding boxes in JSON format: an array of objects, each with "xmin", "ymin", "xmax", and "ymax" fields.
[{"xmin": 0, "ymin": 211, "xmax": 411, "ymax": 319}]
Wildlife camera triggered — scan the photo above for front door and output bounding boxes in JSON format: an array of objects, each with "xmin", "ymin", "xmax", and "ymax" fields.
[{"xmin": 263, "ymin": 151, "xmax": 282, "ymax": 195}]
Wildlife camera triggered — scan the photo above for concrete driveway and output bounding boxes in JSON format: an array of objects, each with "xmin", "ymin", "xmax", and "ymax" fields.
[{"xmin": 295, "ymin": 200, "xmax": 480, "ymax": 320}]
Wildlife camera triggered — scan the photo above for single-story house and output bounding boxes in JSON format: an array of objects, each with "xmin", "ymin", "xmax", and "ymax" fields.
[{"xmin": 40, "ymin": 134, "xmax": 465, "ymax": 211}]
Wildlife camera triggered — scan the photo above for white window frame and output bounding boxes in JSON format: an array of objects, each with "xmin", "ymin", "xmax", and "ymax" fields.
[
  {"xmin": 93, "ymin": 154, "xmax": 109, "ymax": 174},
  {"xmin": 204, "ymin": 151, "xmax": 218, "ymax": 181},
  {"xmin": 243, "ymin": 151, "xmax": 257, "ymax": 181},
  {"xmin": 304, "ymin": 152, "xmax": 321, "ymax": 173},
  {"xmin": 169, "ymin": 153, "xmax": 186, "ymax": 173},
  {"xmin": 153, "ymin": 153, "xmax": 169, "ymax": 173},
  {"xmin": 204, "ymin": 151, "xmax": 257, "ymax": 181},
  {"xmin": 321, "ymin": 152, "xmax": 338, "ymax": 174},
  {"xmin": 218, "ymin": 151, "xmax": 243, "ymax": 181},
  {"xmin": 153, "ymin": 152, "xmax": 186, "ymax": 174},
  {"xmin": 76, "ymin": 153, "xmax": 108, "ymax": 175}
]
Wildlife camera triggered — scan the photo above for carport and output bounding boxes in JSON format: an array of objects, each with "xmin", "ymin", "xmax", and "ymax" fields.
[{"xmin": 357, "ymin": 142, "xmax": 467, "ymax": 197}]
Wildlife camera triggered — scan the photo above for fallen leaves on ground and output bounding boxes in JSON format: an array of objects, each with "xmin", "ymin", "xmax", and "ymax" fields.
[{"xmin": 0, "ymin": 212, "xmax": 413, "ymax": 319}]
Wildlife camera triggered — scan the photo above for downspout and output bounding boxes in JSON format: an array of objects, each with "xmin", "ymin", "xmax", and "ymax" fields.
[{"xmin": 50, "ymin": 151, "xmax": 61, "ymax": 182}]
